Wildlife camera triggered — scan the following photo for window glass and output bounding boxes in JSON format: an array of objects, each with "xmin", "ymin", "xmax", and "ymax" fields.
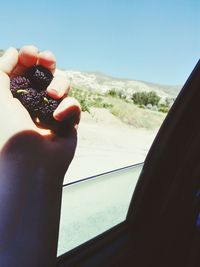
[{"xmin": 57, "ymin": 163, "xmax": 143, "ymax": 256}]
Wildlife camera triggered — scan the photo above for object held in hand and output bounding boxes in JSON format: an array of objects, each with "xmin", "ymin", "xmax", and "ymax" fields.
[{"xmin": 10, "ymin": 65, "xmax": 68, "ymax": 134}]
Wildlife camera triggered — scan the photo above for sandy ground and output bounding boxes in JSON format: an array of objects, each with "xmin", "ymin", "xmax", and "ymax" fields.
[{"xmin": 64, "ymin": 108, "xmax": 160, "ymax": 184}]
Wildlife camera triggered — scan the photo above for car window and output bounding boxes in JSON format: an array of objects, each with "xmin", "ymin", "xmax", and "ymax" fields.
[{"xmin": 57, "ymin": 163, "xmax": 143, "ymax": 256}]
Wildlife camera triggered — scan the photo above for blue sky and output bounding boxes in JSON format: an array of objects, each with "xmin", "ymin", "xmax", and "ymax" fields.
[{"xmin": 0, "ymin": 0, "xmax": 199, "ymax": 85}]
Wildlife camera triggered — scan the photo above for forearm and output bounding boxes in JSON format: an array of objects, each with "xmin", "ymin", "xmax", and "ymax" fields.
[{"xmin": 0, "ymin": 132, "xmax": 64, "ymax": 267}]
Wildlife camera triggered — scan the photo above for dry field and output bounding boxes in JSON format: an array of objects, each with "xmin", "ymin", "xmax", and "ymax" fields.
[{"xmin": 64, "ymin": 108, "xmax": 161, "ymax": 183}]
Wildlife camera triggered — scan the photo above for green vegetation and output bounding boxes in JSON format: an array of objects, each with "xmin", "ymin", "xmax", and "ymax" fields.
[
  {"xmin": 158, "ymin": 104, "xmax": 170, "ymax": 113},
  {"xmin": 131, "ymin": 91, "xmax": 160, "ymax": 106},
  {"xmin": 131, "ymin": 91, "xmax": 172, "ymax": 113},
  {"xmin": 69, "ymin": 86, "xmax": 113, "ymax": 112},
  {"xmin": 69, "ymin": 86, "xmax": 172, "ymax": 129},
  {"xmin": 106, "ymin": 89, "xmax": 118, "ymax": 97},
  {"xmin": 105, "ymin": 89, "xmax": 172, "ymax": 113},
  {"xmin": 105, "ymin": 96, "xmax": 166, "ymax": 129}
]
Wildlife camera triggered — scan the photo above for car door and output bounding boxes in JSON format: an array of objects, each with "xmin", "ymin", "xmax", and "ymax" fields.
[{"xmin": 57, "ymin": 60, "xmax": 200, "ymax": 267}]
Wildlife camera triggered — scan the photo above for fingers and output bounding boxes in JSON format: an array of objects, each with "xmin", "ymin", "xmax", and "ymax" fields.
[
  {"xmin": 1, "ymin": 45, "xmax": 57, "ymax": 77},
  {"xmin": 19, "ymin": 48, "xmax": 67, "ymax": 99},
  {"xmin": 0, "ymin": 45, "xmax": 80, "ymax": 127},
  {"xmin": 37, "ymin": 50, "xmax": 56, "ymax": 73},
  {"xmin": 0, "ymin": 47, "xmax": 18, "ymax": 75},
  {"xmin": 47, "ymin": 69, "xmax": 70, "ymax": 99},
  {"xmin": 13, "ymin": 45, "xmax": 38, "ymax": 76},
  {"xmin": 13, "ymin": 46, "xmax": 56, "ymax": 76},
  {"xmin": 2, "ymin": 45, "xmax": 67, "ymax": 100},
  {"xmin": 13, "ymin": 46, "xmax": 67, "ymax": 99},
  {"xmin": 53, "ymin": 97, "xmax": 81, "ymax": 125},
  {"xmin": 19, "ymin": 45, "xmax": 38, "ymax": 67}
]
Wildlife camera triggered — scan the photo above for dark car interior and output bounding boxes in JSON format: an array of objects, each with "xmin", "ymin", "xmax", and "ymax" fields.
[{"xmin": 57, "ymin": 60, "xmax": 200, "ymax": 267}]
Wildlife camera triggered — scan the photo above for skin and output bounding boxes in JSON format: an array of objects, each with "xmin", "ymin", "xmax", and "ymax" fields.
[{"xmin": 0, "ymin": 46, "xmax": 81, "ymax": 267}]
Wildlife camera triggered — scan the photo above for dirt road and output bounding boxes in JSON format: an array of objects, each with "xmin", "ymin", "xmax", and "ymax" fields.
[{"xmin": 64, "ymin": 109, "xmax": 160, "ymax": 183}]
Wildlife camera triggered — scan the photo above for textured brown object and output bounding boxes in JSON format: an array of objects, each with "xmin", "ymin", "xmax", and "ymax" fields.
[{"xmin": 10, "ymin": 65, "xmax": 67, "ymax": 133}]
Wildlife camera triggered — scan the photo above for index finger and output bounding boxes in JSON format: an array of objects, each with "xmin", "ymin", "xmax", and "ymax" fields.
[
  {"xmin": 13, "ymin": 45, "xmax": 38, "ymax": 76},
  {"xmin": 37, "ymin": 50, "xmax": 56, "ymax": 74}
]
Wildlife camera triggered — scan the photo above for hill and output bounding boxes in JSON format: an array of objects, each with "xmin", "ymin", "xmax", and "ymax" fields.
[{"xmin": 64, "ymin": 70, "xmax": 181, "ymax": 99}]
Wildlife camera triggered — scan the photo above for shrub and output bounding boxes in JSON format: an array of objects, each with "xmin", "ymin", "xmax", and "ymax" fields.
[
  {"xmin": 158, "ymin": 106, "xmax": 169, "ymax": 113},
  {"xmin": 79, "ymin": 99, "xmax": 90, "ymax": 112},
  {"xmin": 107, "ymin": 89, "xmax": 118, "ymax": 97},
  {"xmin": 69, "ymin": 87, "xmax": 91, "ymax": 112},
  {"xmin": 131, "ymin": 91, "xmax": 161, "ymax": 106},
  {"xmin": 69, "ymin": 86, "xmax": 113, "ymax": 112}
]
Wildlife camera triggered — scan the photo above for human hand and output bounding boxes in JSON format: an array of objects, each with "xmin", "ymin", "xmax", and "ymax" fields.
[{"xmin": 0, "ymin": 45, "xmax": 81, "ymax": 179}]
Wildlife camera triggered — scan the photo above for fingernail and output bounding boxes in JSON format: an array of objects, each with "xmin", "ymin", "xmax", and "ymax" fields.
[{"xmin": 48, "ymin": 88, "xmax": 58, "ymax": 94}]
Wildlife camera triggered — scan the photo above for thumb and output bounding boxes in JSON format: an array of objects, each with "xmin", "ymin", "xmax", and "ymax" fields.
[
  {"xmin": 0, "ymin": 47, "xmax": 18, "ymax": 75},
  {"xmin": 0, "ymin": 48, "xmax": 19, "ymax": 101}
]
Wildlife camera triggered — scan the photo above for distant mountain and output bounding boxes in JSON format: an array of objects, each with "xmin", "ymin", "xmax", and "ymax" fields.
[
  {"xmin": 64, "ymin": 70, "xmax": 181, "ymax": 99},
  {"xmin": 0, "ymin": 49, "xmax": 181, "ymax": 98}
]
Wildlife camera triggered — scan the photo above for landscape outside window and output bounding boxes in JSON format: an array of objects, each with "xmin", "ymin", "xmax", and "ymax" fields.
[
  {"xmin": 64, "ymin": 70, "xmax": 180, "ymax": 183},
  {"xmin": 0, "ymin": 0, "xmax": 198, "ymax": 184}
]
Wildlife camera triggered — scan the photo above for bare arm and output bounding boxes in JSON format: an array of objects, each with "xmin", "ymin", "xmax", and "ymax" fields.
[
  {"xmin": 0, "ymin": 46, "xmax": 80, "ymax": 267},
  {"xmin": 0, "ymin": 132, "xmax": 64, "ymax": 267}
]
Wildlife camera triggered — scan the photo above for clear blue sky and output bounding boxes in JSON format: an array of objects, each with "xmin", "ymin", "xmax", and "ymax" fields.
[{"xmin": 0, "ymin": 0, "xmax": 199, "ymax": 85}]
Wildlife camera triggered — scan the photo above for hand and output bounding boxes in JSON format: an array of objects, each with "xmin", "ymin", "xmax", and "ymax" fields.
[{"xmin": 0, "ymin": 45, "xmax": 81, "ymax": 179}]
